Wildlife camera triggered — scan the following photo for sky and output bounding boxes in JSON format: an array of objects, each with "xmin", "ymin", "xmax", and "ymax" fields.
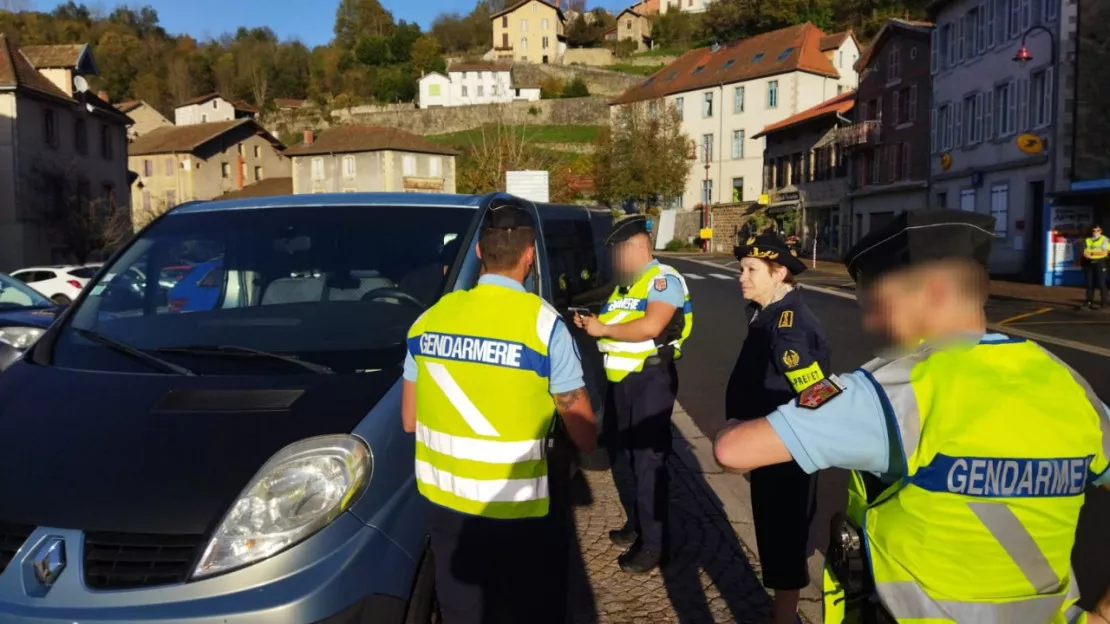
[{"xmin": 33, "ymin": 0, "xmax": 627, "ymax": 48}]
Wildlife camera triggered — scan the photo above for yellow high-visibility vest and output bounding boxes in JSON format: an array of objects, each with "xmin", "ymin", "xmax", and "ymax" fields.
[{"xmin": 1086, "ymin": 235, "xmax": 1109, "ymax": 260}]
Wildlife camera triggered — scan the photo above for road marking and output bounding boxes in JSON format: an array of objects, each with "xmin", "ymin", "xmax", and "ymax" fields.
[
  {"xmin": 997, "ymin": 307, "xmax": 1053, "ymax": 326},
  {"xmin": 667, "ymin": 258, "xmax": 1110, "ymax": 358},
  {"xmin": 685, "ymin": 273, "xmax": 706, "ymax": 280},
  {"xmin": 709, "ymin": 273, "xmax": 734, "ymax": 280}
]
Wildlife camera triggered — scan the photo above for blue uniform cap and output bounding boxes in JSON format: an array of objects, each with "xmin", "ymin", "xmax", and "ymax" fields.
[{"xmin": 734, "ymin": 233, "xmax": 806, "ymax": 274}]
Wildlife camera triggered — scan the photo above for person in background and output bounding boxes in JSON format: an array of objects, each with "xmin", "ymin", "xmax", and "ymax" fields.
[
  {"xmin": 724, "ymin": 233, "xmax": 829, "ymax": 624},
  {"xmin": 713, "ymin": 210, "xmax": 1110, "ymax": 624},
  {"xmin": 1082, "ymin": 224, "xmax": 1108, "ymax": 310},
  {"xmin": 402, "ymin": 205, "xmax": 597, "ymax": 623}
]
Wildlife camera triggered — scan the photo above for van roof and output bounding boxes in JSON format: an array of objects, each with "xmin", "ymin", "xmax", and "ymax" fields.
[{"xmin": 168, "ymin": 192, "xmax": 487, "ymax": 215}]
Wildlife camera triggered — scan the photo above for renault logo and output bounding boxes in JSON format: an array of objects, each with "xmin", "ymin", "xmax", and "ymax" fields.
[{"xmin": 25, "ymin": 536, "xmax": 66, "ymax": 594}]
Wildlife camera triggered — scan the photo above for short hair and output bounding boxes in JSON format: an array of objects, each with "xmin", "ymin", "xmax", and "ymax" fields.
[
  {"xmin": 756, "ymin": 258, "xmax": 796, "ymax": 285},
  {"xmin": 479, "ymin": 226, "xmax": 535, "ymax": 272}
]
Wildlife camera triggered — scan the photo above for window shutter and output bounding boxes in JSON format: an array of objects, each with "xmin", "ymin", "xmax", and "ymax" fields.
[
  {"xmin": 984, "ymin": 89, "xmax": 995, "ymax": 140},
  {"xmin": 1010, "ymin": 0, "xmax": 1022, "ymax": 37},
  {"xmin": 892, "ymin": 90, "xmax": 901, "ymax": 124},
  {"xmin": 1008, "ymin": 78, "xmax": 1019, "ymax": 134},
  {"xmin": 975, "ymin": 92, "xmax": 985, "ymax": 143},
  {"xmin": 1018, "ymin": 76, "xmax": 1030, "ymax": 131},
  {"xmin": 978, "ymin": 4, "xmax": 988, "ymax": 53},
  {"xmin": 954, "ymin": 100, "xmax": 964, "ymax": 147},
  {"xmin": 877, "ymin": 95, "xmax": 883, "ymax": 121},
  {"xmin": 956, "ymin": 16, "xmax": 966, "ymax": 63},
  {"xmin": 909, "ymin": 85, "xmax": 918, "ymax": 122},
  {"xmin": 931, "ymin": 107, "xmax": 938, "ymax": 153},
  {"xmin": 1044, "ymin": 66, "xmax": 1055, "ymax": 125},
  {"xmin": 996, "ymin": 0, "xmax": 1008, "ymax": 42},
  {"xmin": 947, "ymin": 105, "xmax": 955, "ymax": 149},
  {"xmin": 949, "ymin": 22, "xmax": 958, "ymax": 67},
  {"xmin": 986, "ymin": 0, "xmax": 996, "ymax": 47},
  {"xmin": 1021, "ymin": 0, "xmax": 1032, "ymax": 29},
  {"xmin": 931, "ymin": 28, "xmax": 940, "ymax": 73}
]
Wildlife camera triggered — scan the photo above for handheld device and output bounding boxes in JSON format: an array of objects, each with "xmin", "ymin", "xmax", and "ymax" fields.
[{"xmin": 568, "ymin": 306, "xmax": 592, "ymax": 316}]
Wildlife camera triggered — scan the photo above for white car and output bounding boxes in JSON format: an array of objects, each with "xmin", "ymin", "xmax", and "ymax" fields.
[{"xmin": 9, "ymin": 265, "xmax": 97, "ymax": 304}]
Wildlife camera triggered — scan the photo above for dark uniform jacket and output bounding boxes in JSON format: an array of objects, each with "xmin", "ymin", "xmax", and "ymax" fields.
[{"xmin": 725, "ymin": 288, "xmax": 831, "ymax": 422}]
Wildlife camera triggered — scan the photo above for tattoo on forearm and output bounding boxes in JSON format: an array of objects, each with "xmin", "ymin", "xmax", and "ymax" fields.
[{"xmin": 554, "ymin": 387, "xmax": 586, "ymax": 411}]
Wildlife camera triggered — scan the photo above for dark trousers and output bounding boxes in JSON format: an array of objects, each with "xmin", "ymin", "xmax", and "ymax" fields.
[
  {"xmin": 750, "ymin": 460, "xmax": 818, "ymax": 591},
  {"xmin": 1086, "ymin": 260, "xmax": 1108, "ymax": 305},
  {"xmin": 610, "ymin": 363, "xmax": 678, "ymax": 552},
  {"xmin": 428, "ymin": 503, "xmax": 568, "ymax": 624}
]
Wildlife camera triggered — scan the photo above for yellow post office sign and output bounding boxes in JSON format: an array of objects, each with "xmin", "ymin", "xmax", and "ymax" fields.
[
  {"xmin": 940, "ymin": 153, "xmax": 952, "ymax": 171},
  {"xmin": 758, "ymin": 193, "xmax": 770, "ymax": 206},
  {"xmin": 1017, "ymin": 133, "xmax": 1044, "ymax": 154},
  {"xmin": 699, "ymin": 228, "xmax": 713, "ymax": 240}
]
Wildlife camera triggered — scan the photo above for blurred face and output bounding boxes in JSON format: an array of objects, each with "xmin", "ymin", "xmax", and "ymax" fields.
[
  {"xmin": 1095, "ymin": 227, "xmax": 1103, "ymax": 238},
  {"xmin": 860, "ymin": 271, "xmax": 932, "ymax": 347},
  {"xmin": 612, "ymin": 234, "xmax": 648, "ymax": 283},
  {"xmin": 738, "ymin": 257, "xmax": 785, "ymax": 304}
]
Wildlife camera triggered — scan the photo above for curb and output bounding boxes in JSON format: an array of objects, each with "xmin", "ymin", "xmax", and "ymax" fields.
[{"xmin": 671, "ymin": 402, "xmax": 823, "ymax": 624}]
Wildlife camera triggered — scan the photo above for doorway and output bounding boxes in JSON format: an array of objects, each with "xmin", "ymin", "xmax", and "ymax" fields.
[{"xmin": 1026, "ymin": 180, "xmax": 1045, "ymax": 280}]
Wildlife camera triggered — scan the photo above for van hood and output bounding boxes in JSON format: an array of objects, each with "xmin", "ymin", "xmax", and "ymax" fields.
[{"xmin": 0, "ymin": 361, "xmax": 399, "ymax": 535}]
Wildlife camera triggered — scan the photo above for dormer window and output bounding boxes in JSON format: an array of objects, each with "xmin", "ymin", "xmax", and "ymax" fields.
[
  {"xmin": 777, "ymin": 47, "xmax": 795, "ymax": 61},
  {"xmin": 752, "ymin": 52, "xmax": 765, "ymax": 62},
  {"xmin": 721, "ymin": 59, "xmax": 736, "ymax": 70},
  {"xmin": 692, "ymin": 64, "xmax": 705, "ymax": 75}
]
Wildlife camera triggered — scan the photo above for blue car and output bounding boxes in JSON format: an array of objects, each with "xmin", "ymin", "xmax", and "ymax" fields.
[
  {"xmin": 0, "ymin": 192, "xmax": 614, "ymax": 623},
  {"xmin": 166, "ymin": 259, "xmax": 225, "ymax": 313},
  {"xmin": 0, "ymin": 272, "xmax": 62, "ymax": 371}
]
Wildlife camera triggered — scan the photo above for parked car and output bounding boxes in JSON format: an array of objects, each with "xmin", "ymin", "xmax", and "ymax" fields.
[
  {"xmin": 0, "ymin": 272, "xmax": 64, "ymax": 371},
  {"xmin": 166, "ymin": 258, "xmax": 225, "ymax": 312},
  {"xmin": 0, "ymin": 192, "xmax": 613, "ymax": 623},
  {"xmin": 9, "ymin": 265, "xmax": 92, "ymax": 304}
]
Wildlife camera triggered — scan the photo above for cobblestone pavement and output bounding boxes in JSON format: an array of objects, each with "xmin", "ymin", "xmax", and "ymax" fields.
[{"xmin": 565, "ymin": 452, "xmax": 772, "ymax": 623}]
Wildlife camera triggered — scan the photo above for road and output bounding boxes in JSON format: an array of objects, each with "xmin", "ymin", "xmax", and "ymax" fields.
[{"xmin": 663, "ymin": 255, "xmax": 1110, "ymax": 610}]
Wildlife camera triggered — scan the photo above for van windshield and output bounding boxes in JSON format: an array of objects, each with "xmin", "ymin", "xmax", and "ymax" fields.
[{"xmin": 52, "ymin": 204, "xmax": 476, "ymax": 374}]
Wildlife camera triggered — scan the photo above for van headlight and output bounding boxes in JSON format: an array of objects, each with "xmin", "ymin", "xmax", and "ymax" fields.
[
  {"xmin": 192, "ymin": 435, "xmax": 372, "ymax": 579},
  {"xmin": 0, "ymin": 326, "xmax": 44, "ymax": 350}
]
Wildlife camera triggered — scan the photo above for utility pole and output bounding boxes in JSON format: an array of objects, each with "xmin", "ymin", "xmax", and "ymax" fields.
[{"xmin": 703, "ymin": 139, "xmax": 711, "ymax": 252}]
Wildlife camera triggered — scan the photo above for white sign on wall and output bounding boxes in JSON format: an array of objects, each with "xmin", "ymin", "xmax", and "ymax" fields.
[{"xmin": 506, "ymin": 170, "xmax": 549, "ymax": 203}]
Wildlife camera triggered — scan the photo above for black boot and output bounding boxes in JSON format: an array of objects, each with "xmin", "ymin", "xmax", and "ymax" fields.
[
  {"xmin": 608, "ymin": 527, "xmax": 638, "ymax": 548},
  {"xmin": 618, "ymin": 546, "xmax": 662, "ymax": 574}
]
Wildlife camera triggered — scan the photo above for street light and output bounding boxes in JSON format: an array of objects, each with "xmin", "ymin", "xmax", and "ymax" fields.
[{"xmin": 1013, "ymin": 24, "xmax": 1056, "ymax": 66}]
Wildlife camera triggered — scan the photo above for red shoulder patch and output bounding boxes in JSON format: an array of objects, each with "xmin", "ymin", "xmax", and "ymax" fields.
[
  {"xmin": 796, "ymin": 377, "xmax": 843, "ymax": 410},
  {"xmin": 653, "ymin": 277, "xmax": 668, "ymax": 292}
]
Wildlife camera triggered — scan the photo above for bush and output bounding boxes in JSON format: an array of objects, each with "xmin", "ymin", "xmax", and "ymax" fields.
[
  {"xmin": 561, "ymin": 78, "xmax": 590, "ymax": 98},
  {"xmin": 664, "ymin": 238, "xmax": 699, "ymax": 252},
  {"xmin": 606, "ymin": 38, "xmax": 638, "ymax": 59},
  {"xmin": 539, "ymin": 76, "xmax": 565, "ymax": 99},
  {"xmin": 527, "ymin": 105, "xmax": 541, "ymax": 116}
]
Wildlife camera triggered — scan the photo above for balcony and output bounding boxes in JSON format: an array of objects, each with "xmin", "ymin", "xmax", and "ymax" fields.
[{"xmin": 839, "ymin": 120, "xmax": 882, "ymax": 148}]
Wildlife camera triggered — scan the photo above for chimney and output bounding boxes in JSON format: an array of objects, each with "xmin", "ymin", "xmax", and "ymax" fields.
[
  {"xmin": 97, "ymin": 90, "xmax": 109, "ymax": 103},
  {"xmin": 303, "ymin": 130, "xmax": 314, "ymax": 145}
]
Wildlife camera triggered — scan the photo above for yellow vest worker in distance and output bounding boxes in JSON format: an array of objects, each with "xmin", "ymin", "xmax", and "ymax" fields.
[
  {"xmin": 1082, "ymin": 225, "xmax": 1108, "ymax": 309},
  {"xmin": 574, "ymin": 214, "xmax": 692, "ymax": 575},
  {"xmin": 402, "ymin": 204, "xmax": 598, "ymax": 624},
  {"xmin": 713, "ymin": 209, "xmax": 1110, "ymax": 624}
]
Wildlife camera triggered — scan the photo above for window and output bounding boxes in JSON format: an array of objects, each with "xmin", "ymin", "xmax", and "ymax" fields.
[
  {"xmin": 731, "ymin": 178, "xmax": 744, "ymax": 202},
  {"xmin": 674, "ymin": 96, "xmax": 684, "ymax": 120},
  {"xmin": 703, "ymin": 92, "xmax": 713, "ymax": 117},
  {"xmin": 74, "ymin": 119, "xmax": 87, "ymax": 154},
  {"xmin": 165, "ymin": 190, "xmax": 177, "ymax": 208},
  {"xmin": 995, "ymin": 81, "xmax": 1016, "ymax": 136},
  {"xmin": 240, "ymin": 161, "xmax": 248, "ymax": 181},
  {"xmin": 343, "ymin": 156, "xmax": 356, "ymax": 178},
  {"xmin": 888, "ymin": 144, "xmax": 900, "ymax": 182},
  {"xmin": 520, "ymin": 38, "xmax": 527, "ymax": 50},
  {"xmin": 100, "ymin": 124, "xmax": 113, "ymax": 159},
  {"xmin": 429, "ymin": 84, "xmax": 441, "ymax": 96},
  {"xmin": 722, "ymin": 59, "xmax": 736, "ymax": 70},
  {"xmin": 838, "ymin": 51, "xmax": 844, "ymax": 68},
  {"xmin": 478, "ymin": 85, "xmax": 485, "ymax": 97},
  {"xmin": 462, "ymin": 85, "xmax": 468, "ymax": 97},
  {"xmin": 901, "ymin": 142, "xmax": 912, "ymax": 180},
  {"xmin": 542, "ymin": 17, "xmax": 548, "ymax": 29},
  {"xmin": 701, "ymin": 133, "xmax": 713, "ymax": 162},
  {"xmin": 701, "ymin": 179, "xmax": 713, "ymax": 205},
  {"xmin": 103, "ymin": 183, "xmax": 115, "ymax": 208},
  {"xmin": 532, "ymin": 1, "xmax": 536, "ymax": 10},
  {"xmin": 777, "ymin": 47, "xmax": 795, "ymax": 62},
  {"xmin": 790, "ymin": 152, "xmax": 803, "ymax": 185},
  {"xmin": 254, "ymin": 145, "xmax": 261, "ymax": 158},
  {"xmin": 894, "ymin": 86, "xmax": 918, "ymax": 125},
  {"xmin": 692, "ymin": 64, "xmax": 706, "ymax": 75},
  {"xmin": 541, "ymin": 218, "xmax": 604, "ymax": 308},
  {"xmin": 43, "ymin": 109, "xmax": 58, "ymax": 147},
  {"xmin": 937, "ymin": 191, "xmax": 948, "ymax": 208},
  {"xmin": 237, "ymin": 144, "xmax": 244, "ymax": 156},
  {"xmin": 751, "ymin": 52, "xmax": 765, "ymax": 63},
  {"xmin": 310, "ymin": 158, "xmax": 323, "ymax": 181},
  {"xmin": 887, "ymin": 45, "xmax": 901, "ymax": 82},
  {"xmin": 201, "ymin": 114, "xmax": 208, "ymax": 123},
  {"xmin": 1031, "ymin": 67, "xmax": 1054, "ymax": 128},
  {"xmin": 767, "ymin": 80, "xmax": 778, "ymax": 108},
  {"xmin": 521, "ymin": 19, "xmax": 527, "ymax": 30},
  {"xmin": 1044, "ymin": 0, "xmax": 1057, "ymax": 22},
  {"xmin": 1009, "ymin": 0, "xmax": 1022, "ymax": 38},
  {"xmin": 403, "ymin": 155, "xmax": 416, "ymax": 176},
  {"xmin": 142, "ymin": 159, "xmax": 153, "ymax": 177},
  {"xmin": 963, "ymin": 93, "xmax": 982, "ymax": 145},
  {"xmin": 142, "ymin": 190, "xmax": 151, "ymax": 212},
  {"xmin": 165, "ymin": 158, "xmax": 174, "ymax": 176},
  {"xmin": 541, "ymin": 36, "xmax": 548, "ymax": 49},
  {"xmin": 254, "ymin": 166, "xmax": 263, "ymax": 181},
  {"xmin": 430, "ymin": 157, "xmax": 441, "ymax": 177},
  {"xmin": 989, "ymin": 184, "xmax": 1009, "ymax": 236},
  {"xmin": 731, "ymin": 130, "xmax": 745, "ymax": 159},
  {"xmin": 212, "ymin": 100, "xmax": 218, "ymax": 109},
  {"xmin": 626, "ymin": 20, "xmax": 632, "ymax": 29},
  {"xmin": 960, "ymin": 188, "xmax": 976, "ymax": 212},
  {"xmin": 964, "ymin": 6, "xmax": 981, "ymax": 58},
  {"xmin": 502, "ymin": 16, "xmax": 507, "ymax": 27},
  {"xmin": 733, "ymin": 86, "xmax": 744, "ymax": 113}
]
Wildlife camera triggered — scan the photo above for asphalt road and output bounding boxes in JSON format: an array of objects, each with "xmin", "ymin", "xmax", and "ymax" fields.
[{"xmin": 664, "ymin": 256, "xmax": 1110, "ymax": 610}]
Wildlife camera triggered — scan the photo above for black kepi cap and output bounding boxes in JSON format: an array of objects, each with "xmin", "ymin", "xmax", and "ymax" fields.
[
  {"xmin": 843, "ymin": 209, "xmax": 996, "ymax": 286},
  {"xmin": 606, "ymin": 215, "xmax": 649, "ymax": 247},
  {"xmin": 733, "ymin": 233, "xmax": 806, "ymax": 274},
  {"xmin": 484, "ymin": 204, "xmax": 534, "ymax": 230}
]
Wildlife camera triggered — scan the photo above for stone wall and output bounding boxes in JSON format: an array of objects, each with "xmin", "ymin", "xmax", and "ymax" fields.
[
  {"xmin": 672, "ymin": 210, "xmax": 702, "ymax": 244},
  {"xmin": 708, "ymin": 203, "xmax": 763, "ymax": 254},
  {"xmin": 512, "ymin": 63, "xmax": 642, "ymax": 96},
  {"xmin": 563, "ymin": 48, "xmax": 678, "ymax": 68}
]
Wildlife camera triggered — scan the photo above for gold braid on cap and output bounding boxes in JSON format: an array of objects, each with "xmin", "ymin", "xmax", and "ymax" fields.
[{"xmin": 747, "ymin": 246, "xmax": 780, "ymax": 260}]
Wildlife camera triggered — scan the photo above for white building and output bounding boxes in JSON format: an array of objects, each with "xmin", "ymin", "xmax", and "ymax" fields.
[
  {"xmin": 659, "ymin": 0, "xmax": 713, "ymax": 14},
  {"xmin": 609, "ymin": 22, "xmax": 860, "ymax": 209},
  {"xmin": 174, "ymin": 92, "xmax": 257, "ymax": 126},
  {"xmin": 418, "ymin": 64, "xmax": 540, "ymax": 109},
  {"xmin": 928, "ymin": 0, "xmax": 1063, "ymax": 276}
]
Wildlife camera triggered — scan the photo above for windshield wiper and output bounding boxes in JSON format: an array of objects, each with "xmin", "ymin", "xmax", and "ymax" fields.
[
  {"xmin": 155, "ymin": 345, "xmax": 334, "ymax": 375},
  {"xmin": 72, "ymin": 328, "xmax": 196, "ymax": 376}
]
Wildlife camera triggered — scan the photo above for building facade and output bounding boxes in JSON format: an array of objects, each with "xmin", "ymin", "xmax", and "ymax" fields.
[
  {"xmin": 0, "ymin": 37, "xmax": 132, "ymax": 271},
  {"xmin": 929, "ymin": 0, "xmax": 1063, "ymax": 277},
  {"xmin": 285, "ymin": 126, "xmax": 458, "ymax": 195},
  {"xmin": 418, "ymin": 64, "xmax": 540, "ymax": 108},
  {"xmin": 659, "ymin": 0, "xmax": 713, "ymax": 14},
  {"xmin": 127, "ymin": 119, "xmax": 288, "ymax": 228},
  {"xmin": 609, "ymin": 22, "xmax": 860, "ymax": 211},
  {"xmin": 754, "ymin": 91, "xmax": 854, "ymax": 256},
  {"xmin": 491, "ymin": 0, "xmax": 567, "ymax": 64},
  {"xmin": 615, "ymin": 8, "xmax": 653, "ymax": 52},
  {"xmin": 116, "ymin": 100, "xmax": 172, "ymax": 140},
  {"xmin": 842, "ymin": 19, "xmax": 933, "ymax": 246},
  {"xmin": 173, "ymin": 93, "xmax": 258, "ymax": 126}
]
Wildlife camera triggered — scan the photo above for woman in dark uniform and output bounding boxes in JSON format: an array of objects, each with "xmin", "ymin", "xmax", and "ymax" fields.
[{"xmin": 724, "ymin": 234, "xmax": 830, "ymax": 624}]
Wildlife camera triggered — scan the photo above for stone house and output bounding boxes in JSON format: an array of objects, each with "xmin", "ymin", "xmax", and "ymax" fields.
[
  {"xmin": 610, "ymin": 22, "xmax": 860, "ymax": 210},
  {"xmin": 418, "ymin": 63, "xmax": 540, "ymax": 108},
  {"xmin": 491, "ymin": 0, "xmax": 567, "ymax": 64},
  {"xmin": 754, "ymin": 90, "xmax": 854, "ymax": 256},
  {"xmin": 842, "ymin": 18, "xmax": 933, "ymax": 246},
  {"xmin": 0, "ymin": 36, "xmax": 133, "ymax": 271},
  {"xmin": 127, "ymin": 119, "xmax": 288, "ymax": 227},
  {"xmin": 284, "ymin": 126, "xmax": 458, "ymax": 195},
  {"xmin": 115, "ymin": 100, "xmax": 172, "ymax": 140},
  {"xmin": 174, "ymin": 92, "xmax": 258, "ymax": 126},
  {"xmin": 615, "ymin": 8, "xmax": 653, "ymax": 52}
]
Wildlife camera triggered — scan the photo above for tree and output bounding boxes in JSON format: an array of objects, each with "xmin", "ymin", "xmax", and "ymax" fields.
[
  {"xmin": 593, "ymin": 100, "xmax": 692, "ymax": 209},
  {"xmin": 410, "ymin": 35, "xmax": 445, "ymax": 75},
  {"xmin": 453, "ymin": 114, "xmax": 562, "ymax": 195},
  {"xmin": 561, "ymin": 77, "xmax": 590, "ymax": 98},
  {"xmin": 24, "ymin": 162, "xmax": 133, "ymax": 265},
  {"xmin": 355, "ymin": 35, "xmax": 392, "ymax": 66},
  {"xmin": 389, "ymin": 20, "xmax": 421, "ymax": 63},
  {"xmin": 334, "ymin": 0, "xmax": 395, "ymax": 50}
]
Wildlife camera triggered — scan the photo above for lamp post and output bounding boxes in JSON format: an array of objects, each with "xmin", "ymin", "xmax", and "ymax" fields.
[
  {"xmin": 703, "ymin": 139, "xmax": 711, "ymax": 253},
  {"xmin": 1012, "ymin": 23, "xmax": 1059, "ymax": 283}
]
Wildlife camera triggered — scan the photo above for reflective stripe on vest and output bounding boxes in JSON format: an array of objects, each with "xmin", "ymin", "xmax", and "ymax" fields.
[
  {"xmin": 598, "ymin": 263, "xmax": 693, "ymax": 383},
  {"xmin": 823, "ymin": 337, "xmax": 1107, "ymax": 623},
  {"xmin": 407, "ymin": 284, "xmax": 559, "ymax": 519},
  {"xmin": 1087, "ymin": 236, "xmax": 1109, "ymax": 260}
]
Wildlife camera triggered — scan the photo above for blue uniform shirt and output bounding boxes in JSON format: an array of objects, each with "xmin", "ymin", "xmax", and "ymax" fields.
[
  {"xmin": 403, "ymin": 273, "xmax": 586, "ymax": 394},
  {"xmin": 644, "ymin": 259, "xmax": 686, "ymax": 309},
  {"xmin": 766, "ymin": 332, "xmax": 1110, "ymax": 488}
]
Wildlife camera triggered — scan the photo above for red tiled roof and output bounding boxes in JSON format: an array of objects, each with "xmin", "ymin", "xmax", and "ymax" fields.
[
  {"xmin": 819, "ymin": 32, "xmax": 851, "ymax": 51},
  {"xmin": 128, "ymin": 119, "xmax": 280, "ymax": 155},
  {"xmin": 854, "ymin": 18, "xmax": 933, "ymax": 73},
  {"xmin": 0, "ymin": 35, "xmax": 75, "ymax": 103},
  {"xmin": 218, "ymin": 177, "xmax": 293, "ymax": 199},
  {"xmin": 491, "ymin": 0, "xmax": 565, "ymax": 21},
  {"xmin": 752, "ymin": 90, "xmax": 855, "ymax": 138},
  {"xmin": 632, "ymin": 0, "xmax": 659, "ymax": 16},
  {"xmin": 449, "ymin": 63, "xmax": 513, "ymax": 72},
  {"xmin": 21, "ymin": 44, "xmax": 87, "ymax": 68},
  {"xmin": 610, "ymin": 23, "xmax": 841, "ymax": 106},
  {"xmin": 283, "ymin": 125, "xmax": 459, "ymax": 157}
]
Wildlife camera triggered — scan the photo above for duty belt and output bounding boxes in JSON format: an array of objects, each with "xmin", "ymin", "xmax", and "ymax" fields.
[{"xmin": 827, "ymin": 513, "xmax": 896, "ymax": 624}]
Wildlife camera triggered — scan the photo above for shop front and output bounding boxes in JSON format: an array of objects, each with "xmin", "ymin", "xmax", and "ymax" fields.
[{"xmin": 1044, "ymin": 183, "xmax": 1110, "ymax": 286}]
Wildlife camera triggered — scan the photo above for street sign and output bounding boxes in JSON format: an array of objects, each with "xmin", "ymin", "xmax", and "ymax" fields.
[
  {"xmin": 505, "ymin": 170, "xmax": 549, "ymax": 202},
  {"xmin": 940, "ymin": 153, "xmax": 952, "ymax": 171},
  {"xmin": 699, "ymin": 228, "xmax": 713, "ymax": 239},
  {"xmin": 1017, "ymin": 133, "xmax": 1044, "ymax": 154}
]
